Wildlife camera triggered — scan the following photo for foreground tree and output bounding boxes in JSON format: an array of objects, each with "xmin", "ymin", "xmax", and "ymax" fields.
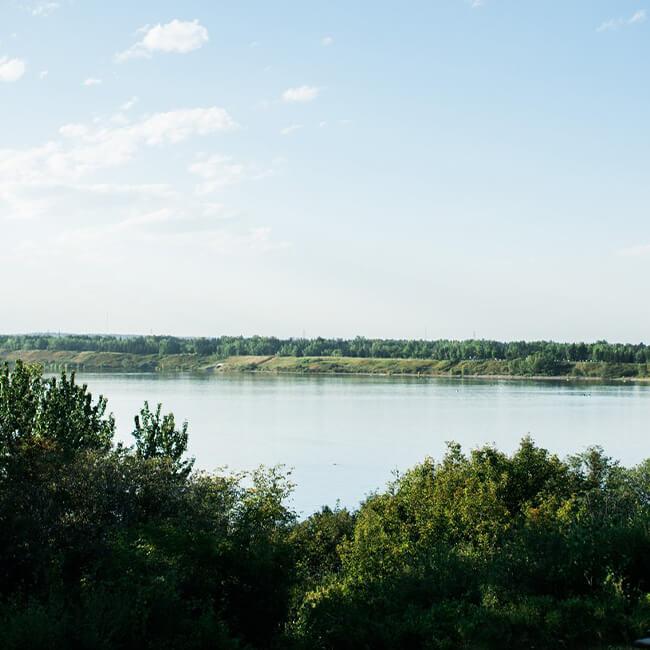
[
  {"xmin": 0, "ymin": 363, "xmax": 297, "ymax": 650},
  {"xmin": 133, "ymin": 400, "xmax": 194, "ymax": 476},
  {"xmin": 0, "ymin": 360, "xmax": 114, "ymax": 459},
  {"xmin": 289, "ymin": 439, "xmax": 650, "ymax": 650}
]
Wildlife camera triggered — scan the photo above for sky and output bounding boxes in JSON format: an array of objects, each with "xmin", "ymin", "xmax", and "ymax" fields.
[{"xmin": 1, "ymin": 0, "xmax": 650, "ymax": 342}]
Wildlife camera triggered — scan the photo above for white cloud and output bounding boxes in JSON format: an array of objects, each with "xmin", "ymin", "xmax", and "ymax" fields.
[
  {"xmin": 202, "ymin": 202, "xmax": 226, "ymax": 217},
  {"xmin": 630, "ymin": 9, "xmax": 647, "ymax": 23},
  {"xmin": 59, "ymin": 123, "xmax": 89, "ymax": 138},
  {"xmin": 0, "ymin": 181, "xmax": 54, "ymax": 219},
  {"xmin": 78, "ymin": 183, "xmax": 175, "ymax": 197},
  {"xmin": 83, "ymin": 77, "xmax": 102, "ymax": 86},
  {"xmin": 0, "ymin": 103, "xmax": 288, "ymax": 262},
  {"xmin": 56, "ymin": 208, "xmax": 180, "ymax": 247},
  {"xmin": 30, "ymin": 2, "xmax": 60, "ymax": 16},
  {"xmin": 189, "ymin": 154, "xmax": 245, "ymax": 193},
  {"xmin": 177, "ymin": 226, "xmax": 287, "ymax": 254},
  {"xmin": 280, "ymin": 124, "xmax": 303, "ymax": 135},
  {"xmin": 39, "ymin": 69, "xmax": 48, "ymax": 79},
  {"xmin": 0, "ymin": 106, "xmax": 238, "ymax": 219},
  {"xmin": 121, "ymin": 96, "xmax": 138, "ymax": 111},
  {"xmin": 189, "ymin": 152, "xmax": 276, "ymax": 194},
  {"xmin": 135, "ymin": 107, "xmax": 237, "ymax": 144},
  {"xmin": 618, "ymin": 243, "xmax": 650, "ymax": 257},
  {"xmin": 468, "ymin": 0, "xmax": 484, "ymax": 6},
  {"xmin": 0, "ymin": 57, "xmax": 26, "ymax": 82},
  {"xmin": 282, "ymin": 85, "xmax": 319, "ymax": 102},
  {"xmin": 319, "ymin": 121, "xmax": 327, "ymax": 128},
  {"xmin": 115, "ymin": 19, "xmax": 209, "ymax": 62},
  {"xmin": 110, "ymin": 112, "xmax": 129, "ymax": 125},
  {"xmin": 597, "ymin": 20, "xmax": 615, "ymax": 31},
  {"xmin": 56, "ymin": 215, "xmax": 283, "ymax": 256},
  {"xmin": 53, "ymin": 106, "xmax": 235, "ymax": 148},
  {"xmin": 321, "ymin": 36, "xmax": 333, "ymax": 46},
  {"xmin": 597, "ymin": 9, "xmax": 646, "ymax": 31},
  {"xmin": 189, "ymin": 154, "xmax": 236, "ymax": 178}
]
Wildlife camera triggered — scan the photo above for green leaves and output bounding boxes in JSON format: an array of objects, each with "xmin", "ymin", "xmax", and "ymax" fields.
[
  {"xmin": 0, "ymin": 361, "xmax": 114, "ymax": 459},
  {"xmin": 0, "ymin": 360, "xmax": 43, "ymax": 453},
  {"xmin": 293, "ymin": 439, "xmax": 650, "ymax": 649},
  {"xmin": 132, "ymin": 401, "xmax": 193, "ymax": 477},
  {"xmin": 0, "ymin": 364, "xmax": 299, "ymax": 649},
  {"xmin": 36, "ymin": 371, "xmax": 115, "ymax": 454}
]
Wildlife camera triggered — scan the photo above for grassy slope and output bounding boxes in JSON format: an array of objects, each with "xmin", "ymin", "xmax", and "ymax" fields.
[
  {"xmin": 220, "ymin": 355, "xmax": 647, "ymax": 379},
  {"xmin": 1, "ymin": 348, "xmax": 648, "ymax": 380}
]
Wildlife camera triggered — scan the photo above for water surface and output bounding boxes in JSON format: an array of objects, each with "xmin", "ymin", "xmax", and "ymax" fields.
[{"xmin": 73, "ymin": 372, "xmax": 650, "ymax": 516}]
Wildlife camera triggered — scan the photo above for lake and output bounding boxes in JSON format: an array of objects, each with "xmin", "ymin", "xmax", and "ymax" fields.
[{"xmin": 73, "ymin": 372, "xmax": 650, "ymax": 516}]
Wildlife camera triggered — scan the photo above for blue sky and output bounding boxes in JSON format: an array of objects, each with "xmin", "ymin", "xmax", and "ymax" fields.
[{"xmin": 1, "ymin": 0, "xmax": 650, "ymax": 342}]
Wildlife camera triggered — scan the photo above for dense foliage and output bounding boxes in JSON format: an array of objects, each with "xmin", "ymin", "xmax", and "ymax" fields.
[
  {"xmin": 1, "ymin": 332, "xmax": 650, "ymax": 364},
  {"xmin": 0, "ymin": 361, "xmax": 297, "ymax": 649},
  {"xmin": 1, "ymin": 361, "xmax": 650, "ymax": 648},
  {"xmin": 293, "ymin": 444, "xmax": 650, "ymax": 649}
]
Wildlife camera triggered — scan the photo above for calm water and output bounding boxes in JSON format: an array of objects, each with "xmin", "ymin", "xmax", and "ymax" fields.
[{"xmin": 72, "ymin": 372, "xmax": 650, "ymax": 516}]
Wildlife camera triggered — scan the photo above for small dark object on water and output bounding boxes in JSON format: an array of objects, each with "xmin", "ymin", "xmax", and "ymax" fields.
[{"xmin": 634, "ymin": 638, "xmax": 650, "ymax": 647}]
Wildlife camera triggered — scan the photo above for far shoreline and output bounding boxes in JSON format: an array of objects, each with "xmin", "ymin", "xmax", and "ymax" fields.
[{"xmin": 2, "ymin": 349, "xmax": 649, "ymax": 384}]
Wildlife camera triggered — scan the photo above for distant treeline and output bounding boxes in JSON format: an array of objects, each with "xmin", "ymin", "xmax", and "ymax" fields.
[{"xmin": 1, "ymin": 333, "xmax": 650, "ymax": 363}]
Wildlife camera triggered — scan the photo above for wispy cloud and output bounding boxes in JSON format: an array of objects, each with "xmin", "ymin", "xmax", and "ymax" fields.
[
  {"xmin": 597, "ymin": 9, "xmax": 646, "ymax": 31},
  {"xmin": 121, "ymin": 96, "xmax": 138, "ymax": 111},
  {"xmin": 618, "ymin": 242, "xmax": 650, "ymax": 257},
  {"xmin": 189, "ymin": 154, "xmax": 245, "ymax": 193},
  {"xmin": 56, "ymin": 106, "xmax": 237, "ymax": 152},
  {"xmin": 280, "ymin": 124, "xmax": 303, "ymax": 135},
  {"xmin": 282, "ymin": 85, "xmax": 319, "ymax": 102},
  {"xmin": 29, "ymin": 1, "xmax": 59, "ymax": 16},
  {"xmin": 321, "ymin": 36, "xmax": 333, "ymax": 46},
  {"xmin": 0, "ymin": 102, "xmax": 287, "ymax": 261},
  {"xmin": 115, "ymin": 19, "xmax": 209, "ymax": 63},
  {"xmin": 189, "ymin": 153, "xmax": 277, "ymax": 193},
  {"xmin": 0, "ymin": 57, "xmax": 26, "ymax": 82},
  {"xmin": 0, "ymin": 106, "xmax": 238, "ymax": 220},
  {"xmin": 83, "ymin": 77, "xmax": 102, "ymax": 86},
  {"xmin": 630, "ymin": 9, "xmax": 647, "ymax": 22},
  {"xmin": 56, "ymin": 217, "xmax": 285, "ymax": 257}
]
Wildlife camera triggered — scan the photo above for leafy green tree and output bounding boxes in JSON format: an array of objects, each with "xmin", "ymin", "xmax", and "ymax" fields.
[
  {"xmin": 158, "ymin": 337, "xmax": 181, "ymax": 355},
  {"xmin": 0, "ymin": 360, "xmax": 114, "ymax": 458},
  {"xmin": 291, "ymin": 505, "xmax": 356, "ymax": 588},
  {"xmin": 290, "ymin": 439, "xmax": 650, "ymax": 650},
  {"xmin": 0, "ymin": 362, "xmax": 301, "ymax": 649},
  {"xmin": 132, "ymin": 401, "xmax": 193, "ymax": 476},
  {"xmin": 0, "ymin": 360, "xmax": 43, "ymax": 454}
]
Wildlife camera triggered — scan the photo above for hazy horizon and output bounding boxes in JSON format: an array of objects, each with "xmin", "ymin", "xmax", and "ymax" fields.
[{"xmin": 2, "ymin": 1, "xmax": 649, "ymax": 341}]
